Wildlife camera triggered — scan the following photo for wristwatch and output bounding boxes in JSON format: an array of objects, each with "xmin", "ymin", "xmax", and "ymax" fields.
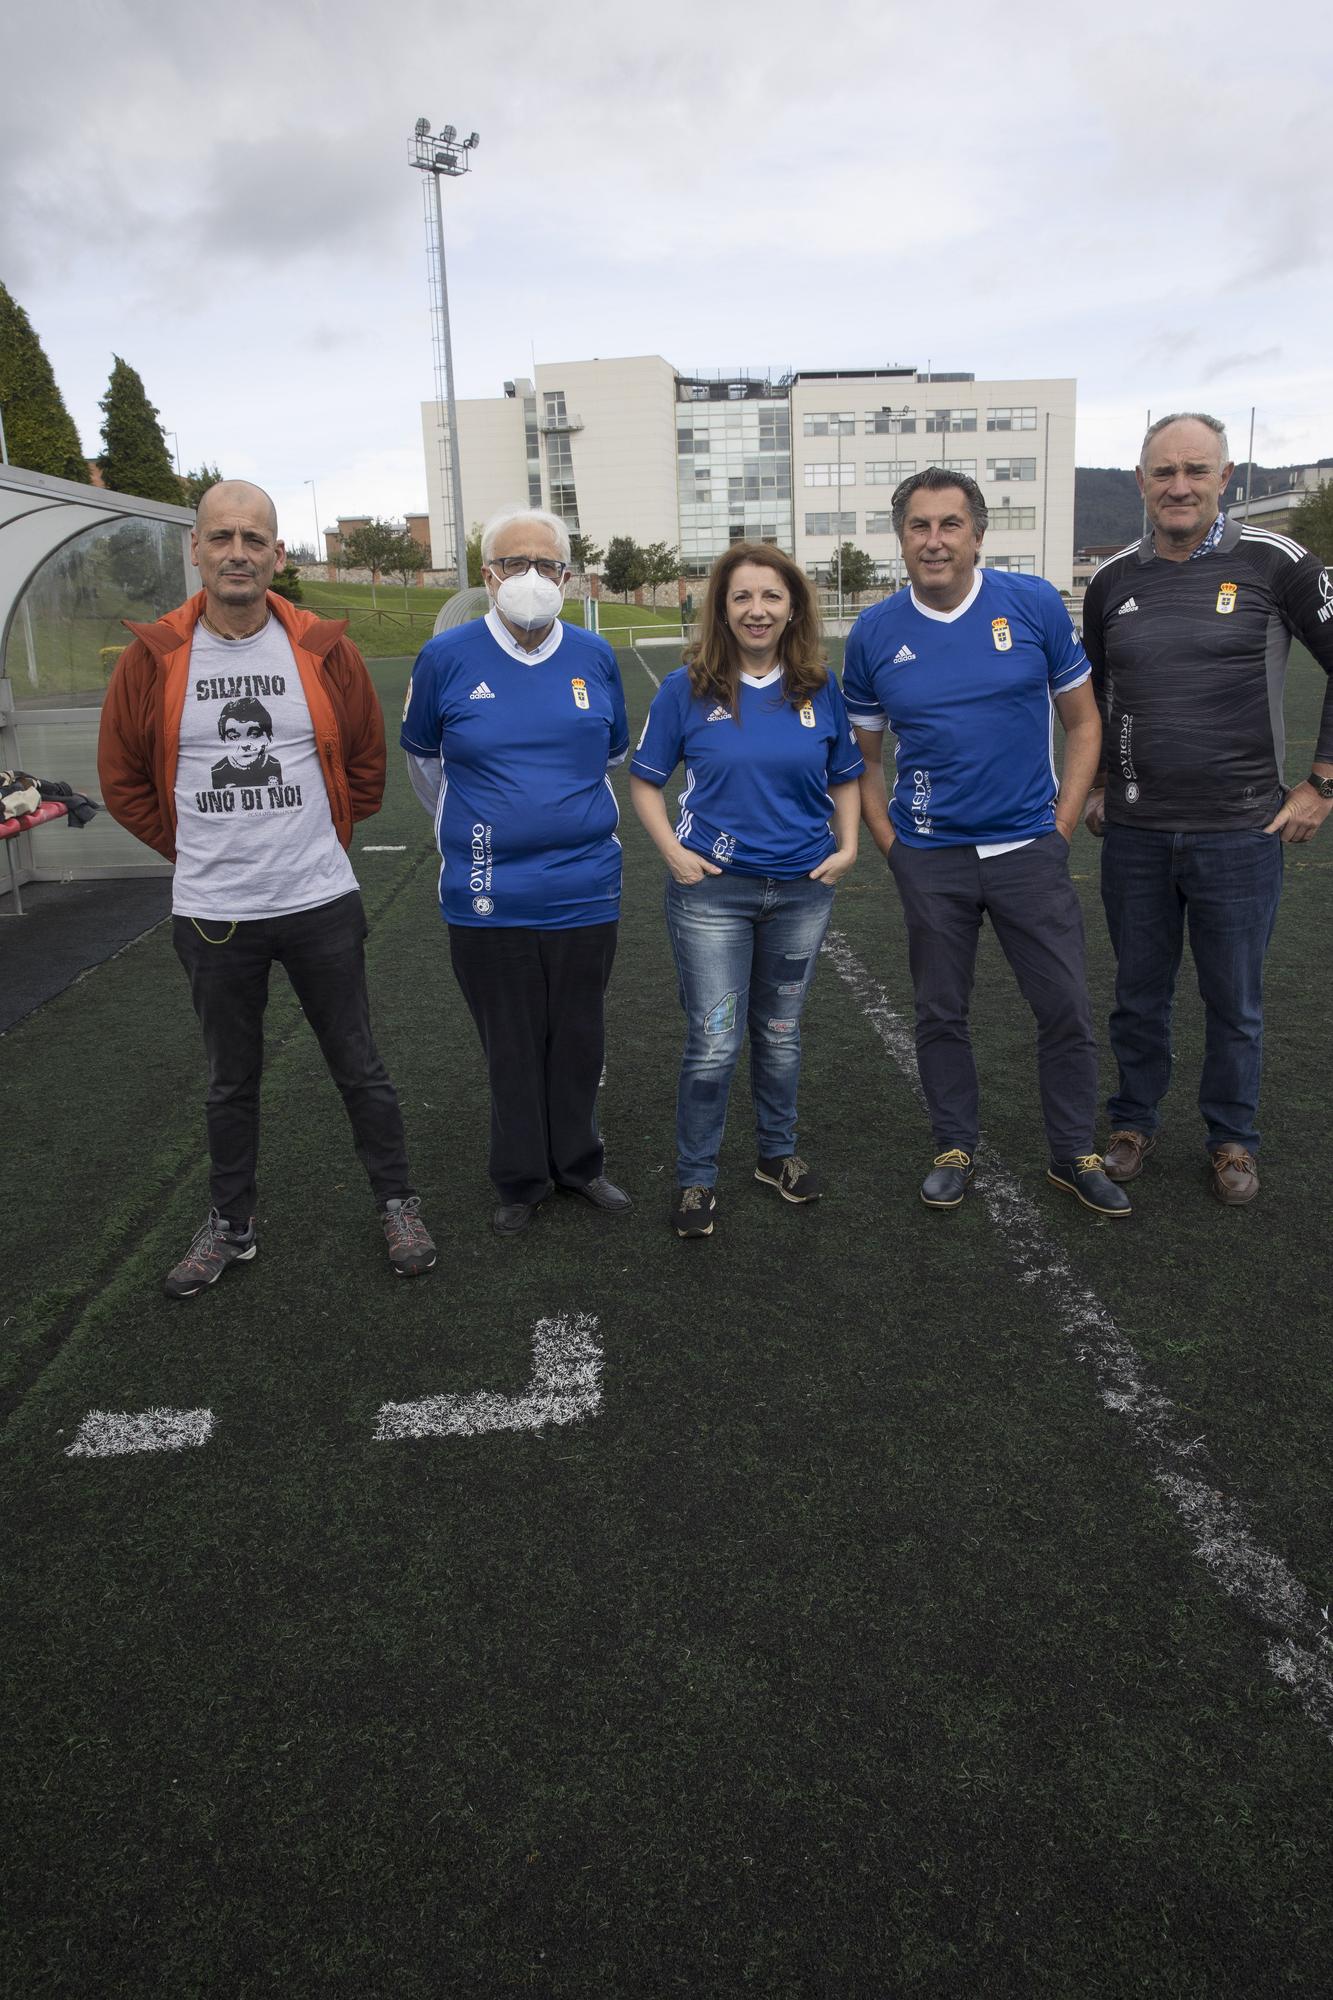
[{"xmin": 1307, "ymin": 772, "xmax": 1333, "ymax": 799}]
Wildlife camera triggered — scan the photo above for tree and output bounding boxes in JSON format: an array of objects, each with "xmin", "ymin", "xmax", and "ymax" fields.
[
  {"xmin": 830, "ymin": 541, "xmax": 875, "ymax": 602},
  {"xmin": 269, "ymin": 561, "xmax": 304, "ymax": 603},
  {"xmin": 0, "ymin": 280, "xmax": 90, "ymax": 482},
  {"xmin": 181, "ymin": 463, "xmax": 223, "ymax": 510},
  {"xmin": 1289, "ymin": 479, "xmax": 1333, "ymax": 564},
  {"xmin": 339, "ymin": 518, "xmax": 422, "ymax": 607},
  {"xmin": 568, "ymin": 532, "xmax": 604, "ymax": 573},
  {"xmin": 465, "ymin": 524, "xmax": 484, "ymax": 587},
  {"xmin": 603, "ymin": 535, "xmax": 647, "ymax": 601},
  {"xmin": 383, "ymin": 532, "xmax": 429, "ymax": 605},
  {"xmin": 97, "ymin": 355, "xmax": 180, "ymax": 503},
  {"xmin": 642, "ymin": 541, "xmax": 681, "ymax": 601}
]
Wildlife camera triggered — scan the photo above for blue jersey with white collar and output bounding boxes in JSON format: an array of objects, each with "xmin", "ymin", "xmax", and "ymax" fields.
[
  {"xmin": 630, "ymin": 665, "xmax": 863, "ymax": 877},
  {"xmin": 842, "ymin": 569, "xmax": 1090, "ymax": 847},
  {"xmin": 401, "ymin": 617, "xmax": 628, "ymax": 927}
]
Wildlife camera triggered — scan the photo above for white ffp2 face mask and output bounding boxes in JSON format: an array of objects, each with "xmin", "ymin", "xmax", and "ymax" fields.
[{"xmin": 493, "ymin": 569, "xmax": 564, "ymax": 631}]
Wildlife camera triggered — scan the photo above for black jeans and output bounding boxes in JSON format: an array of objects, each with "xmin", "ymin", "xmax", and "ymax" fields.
[
  {"xmin": 172, "ymin": 889, "xmax": 414, "ymax": 1223},
  {"xmin": 889, "ymin": 834, "xmax": 1099, "ymax": 1160},
  {"xmin": 448, "ymin": 921, "xmax": 618, "ymax": 1206}
]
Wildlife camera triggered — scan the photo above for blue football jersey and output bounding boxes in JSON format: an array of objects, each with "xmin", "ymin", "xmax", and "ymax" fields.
[
  {"xmin": 401, "ymin": 619, "xmax": 628, "ymax": 926},
  {"xmin": 842, "ymin": 570, "xmax": 1089, "ymax": 847},
  {"xmin": 631, "ymin": 666, "xmax": 864, "ymax": 877}
]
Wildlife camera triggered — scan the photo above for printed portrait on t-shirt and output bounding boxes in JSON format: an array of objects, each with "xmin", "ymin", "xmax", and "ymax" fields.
[{"xmin": 211, "ymin": 696, "xmax": 283, "ymax": 789}]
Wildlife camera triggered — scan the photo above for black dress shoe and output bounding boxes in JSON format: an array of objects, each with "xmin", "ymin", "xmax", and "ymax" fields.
[
  {"xmin": 559, "ymin": 1175, "xmax": 633, "ymax": 1213},
  {"xmin": 920, "ymin": 1148, "xmax": 974, "ymax": 1208},
  {"xmin": 493, "ymin": 1201, "xmax": 541, "ymax": 1235}
]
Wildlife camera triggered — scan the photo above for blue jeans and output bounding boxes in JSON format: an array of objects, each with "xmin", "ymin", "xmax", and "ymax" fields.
[
  {"xmin": 1100, "ymin": 826, "xmax": 1283, "ymax": 1153},
  {"xmin": 664, "ymin": 872, "xmax": 836, "ymax": 1186}
]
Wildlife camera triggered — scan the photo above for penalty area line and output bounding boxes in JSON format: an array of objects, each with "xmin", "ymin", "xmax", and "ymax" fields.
[
  {"xmin": 822, "ymin": 925, "xmax": 1333, "ymax": 1742},
  {"xmin": 375, "ymin": 1312, "xmax": 602, "ymax": 1442}
]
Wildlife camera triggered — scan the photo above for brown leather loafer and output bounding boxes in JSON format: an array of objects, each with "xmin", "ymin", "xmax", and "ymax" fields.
[
  {"xmin": 1103, "ymin": 1130, "xmax": 1156, "ymax": 1182},
  {"xmin": 1209, "ymin": 1146, "xmax": 1259, "ymax": 1205}
]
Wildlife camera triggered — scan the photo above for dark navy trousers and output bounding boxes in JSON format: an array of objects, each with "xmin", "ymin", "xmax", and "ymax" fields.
[{"xmin": 888, "ymin": 832, "xmax": 1099, "ymax": 1161}]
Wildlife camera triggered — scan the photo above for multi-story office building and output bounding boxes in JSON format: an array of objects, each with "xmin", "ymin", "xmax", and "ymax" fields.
[{"xmin": 423, "ymin": 360, "xmax": 1075, "ymax": 591}]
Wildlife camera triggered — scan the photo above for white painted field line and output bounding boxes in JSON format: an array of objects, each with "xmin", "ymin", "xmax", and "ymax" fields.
[
  {"xmin": 630, "ymin": 648, "xmax": 660, "ymax": 689},
  {"xmin": 360, "ymin": 844, "xmax": 407, "ymax": 851},
  {"xmin": 821, "ymin": 927, "xmax": 1333, "ymax": 1740},
  {"xmin": 65, "ymin": 1407, "xmax": 214, "ymax": 1458},
  {"xmin": 374, "ymin": 1312, "xmax": 602, "ymax": 1443}
]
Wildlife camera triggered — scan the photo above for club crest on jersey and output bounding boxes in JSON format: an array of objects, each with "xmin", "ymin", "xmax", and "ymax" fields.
[
  {"xmin": 1216, "ymin": 582, "xmax": 1238, "ymax": 615},
  {"xmin": 571, "ymin": 676, "xmax": 589, "ymax": 709},
  {"xmin": 798, "ymin": 700, "xmax": 816, "ymax": 728},
  {"xmin": 991, "ymin": 617, "xmax": 1012, "ymax": 653}
]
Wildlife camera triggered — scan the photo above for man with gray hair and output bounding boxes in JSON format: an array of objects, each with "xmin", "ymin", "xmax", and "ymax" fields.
[
  {"xmin": 844, "ymin": 468, "xmax": 1128, "ymax": 1216},
  {"xmin": 402, "ymin": 506, "xmax": 631, "ymax": 1233},
  {"xmin": 99, "ymin": 479, "xmax": 437, "ymax": 1293},
  {"xmin": 1082, "ymin": 413, "xmax": 1333, "ymax": 1203}
]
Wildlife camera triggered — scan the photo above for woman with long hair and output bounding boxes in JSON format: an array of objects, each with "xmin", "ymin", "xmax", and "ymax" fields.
[{"xmin": 630, "ymin": 542, "xmax": 863, "ymax": 1237}]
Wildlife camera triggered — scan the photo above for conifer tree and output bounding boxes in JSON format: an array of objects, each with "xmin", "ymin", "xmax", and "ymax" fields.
[
  {"xmin": 0, "ymin": 281, "xmax": 90, "ymax": 482},
  {"xmin": 97, "ymin": 355, "xmax": 180, "ymax": 503}
]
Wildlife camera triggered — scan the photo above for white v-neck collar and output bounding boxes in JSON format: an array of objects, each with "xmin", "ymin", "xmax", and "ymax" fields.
[
  {"xmin": 909, "ymin": 570, "xmax": 983, "ymax": 624},
  {"xmin": 740, "ymin": 664, "xmax": 782, "ymax": 688}
]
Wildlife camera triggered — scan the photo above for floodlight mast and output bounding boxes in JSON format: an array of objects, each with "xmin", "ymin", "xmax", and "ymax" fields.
[{"xmin": 411, "ymin": 119, "xmax": 479, "ymax": 585}]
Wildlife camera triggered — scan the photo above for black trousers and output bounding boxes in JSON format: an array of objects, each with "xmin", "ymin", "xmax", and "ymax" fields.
[
  {"xmin": 888, "ymin": 834, "xmax": 1098, "ymax": 1160},
  {"xmin": 172, "ymin": 889, "xmax": 414, "ymax": 1223},
  {"xmin": 448, "ymin": 921, "xmax": 618, "ymax": 1206}
]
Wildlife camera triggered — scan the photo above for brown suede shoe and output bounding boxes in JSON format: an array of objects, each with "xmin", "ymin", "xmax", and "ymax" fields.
[
  {"xmin": 1103, "ymin": 1129, "xmax": 1157, "ymax": 1182},
  {"xmin": 1209, "ymin": 1147, "xmax": 1259, "ymax": 1205}
]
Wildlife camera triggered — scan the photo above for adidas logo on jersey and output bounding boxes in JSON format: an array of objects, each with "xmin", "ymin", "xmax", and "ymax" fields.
[
  {"xmin": 1117, "ymin": 598, "xmax": 1139, "ymax": 615},
  {"xmin": 893, "ymin": 645, "xmax": 917, "ymax": 663},
  {"xmin": 705, "ymin": 704, "xmax": 731, "ymax": 722},
  {"xmin": 469, "ymin": 681, "xmax": 496, "ymax": 699}
]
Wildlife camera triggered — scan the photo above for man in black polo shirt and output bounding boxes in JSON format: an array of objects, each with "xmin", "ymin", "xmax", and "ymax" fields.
[{"xmin": 1082, "ymin": 412, "xmax": 1333, "ymax": 1203}]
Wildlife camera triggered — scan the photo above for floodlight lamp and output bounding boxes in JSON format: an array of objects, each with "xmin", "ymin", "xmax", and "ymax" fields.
[
  {"xmin": 467, "ymin": 132, "xmax": 480, "ymax": 148},
  {"xmin": 442, "ymin": 123, "xmax": 457, "ymax": 142},
  {"xmin": 414, "ymin": 116, "xmax": 430, "ymax": 137}
]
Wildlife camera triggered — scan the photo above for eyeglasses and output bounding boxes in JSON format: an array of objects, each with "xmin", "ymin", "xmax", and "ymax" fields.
[{"xmin": 488, "ymin": 555, "xmax": 566, "ymax": 581}]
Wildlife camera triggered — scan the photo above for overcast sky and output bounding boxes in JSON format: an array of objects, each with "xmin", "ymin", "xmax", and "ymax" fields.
[{"xmin": 3, "ymin": 0, "xmax": 1327, "ymax": 547}]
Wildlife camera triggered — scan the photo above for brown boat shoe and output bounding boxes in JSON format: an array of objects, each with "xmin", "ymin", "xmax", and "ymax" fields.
[
  {"xmin": 1102, "ymin": 1130, "xmax": 1157, "ymax": 1182},
  {"xmin": 1209, "ymin": 1146, "xmax": 1259, "ymax": 1205}
]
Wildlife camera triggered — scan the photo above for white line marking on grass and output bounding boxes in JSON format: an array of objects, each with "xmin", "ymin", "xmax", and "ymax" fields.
[
  {"xmin": 374, "ymin": 1313, "xmax": 602, "ymax": 1442},
  {"xmin": 65, "ymin": 1407, "xmax": 214, "ymax": 1457},
  {"xmin": 630, "ymin": 648, "xmax": 660, "ymax": 688},
  {"xmin": 360, "ymin": 844, "xmax": 407, "ymax": 851},
  {"xmin": 821, "ymin": 926, "xmax": 1333, "ymax": 1741}
]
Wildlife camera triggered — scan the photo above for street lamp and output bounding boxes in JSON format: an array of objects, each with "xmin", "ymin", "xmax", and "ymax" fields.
[
  {"xmin": 411, "ymin": 117, "xmax": 480, "ymax": 586},
  {"xmin": 305, "ymin": 478, "xmax": 322, "ymax": 568}
]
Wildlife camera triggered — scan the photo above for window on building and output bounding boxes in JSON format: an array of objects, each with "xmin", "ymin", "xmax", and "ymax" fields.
[
  {"xmin": 924, "ymin": 408, "xmax": 977, "ymax": 433},
  {"xmin": 986, "ymin": 406, "xmax": 1038, "ymax": 431},
  {"xmin": 987, "ymin": 457, "xmax": 1038, "ymax": 481},
  {"xmin": 925, "ymin": 457, "xmax": 978, "ymax": 478},
  {"xmin": 986, "ymin": 554, "xmax": 1036, "ymax": 572},
  {"xmin": 865, "ymin": 410, "xmax": 916, "ymax": 434},
  {"xmin": 988, "ymin": 504, "xmax": 1037, "ymax": 530},
  {"xmin": 803, "ymin": 463, "xmax": 855, "ymax": 486},
  {"xmin": 544, "ymin": 390, "xmax": 568, "ymax": 423},
  {"xmin": 803, "ymin": 412, "xmax": 855, "ymax": 436},
  {"xmin": 864, "ymin": 512, "xmax": 894, "ymax": 535},
  {"xmin": 865, "ymin": 461, "xmax": 916, "ymax": 484},
  {"xmin": 804, "ymin": 511, "xmax": 856, "ymax": 537}
]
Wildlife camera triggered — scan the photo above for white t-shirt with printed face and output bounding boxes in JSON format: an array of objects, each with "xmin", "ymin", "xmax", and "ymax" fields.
[{"xmin": 172, "ymin": 618, "xmax": 358, "ymax": 919}]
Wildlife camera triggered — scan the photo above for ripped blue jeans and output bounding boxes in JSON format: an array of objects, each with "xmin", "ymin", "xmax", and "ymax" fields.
[{"xmin": 664, "ymin": 871, "xmax": 836, "ymax": 1186}]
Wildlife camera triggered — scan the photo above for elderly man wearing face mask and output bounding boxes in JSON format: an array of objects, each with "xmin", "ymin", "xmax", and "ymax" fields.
[{"xmin": 402, "ymin": 507, "xmax": 632, "ymax": 1233}]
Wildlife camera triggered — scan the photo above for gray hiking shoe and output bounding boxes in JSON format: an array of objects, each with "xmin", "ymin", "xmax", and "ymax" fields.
[{"xmin": 165, "ymin": 1208, "xmax": 257, "ymax": 1298}]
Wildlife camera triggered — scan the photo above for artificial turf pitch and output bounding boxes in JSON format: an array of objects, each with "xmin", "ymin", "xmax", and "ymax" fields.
[{"xmin": 2, "ymin": 648, "xmax": 1331, "ymax": 1996}]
